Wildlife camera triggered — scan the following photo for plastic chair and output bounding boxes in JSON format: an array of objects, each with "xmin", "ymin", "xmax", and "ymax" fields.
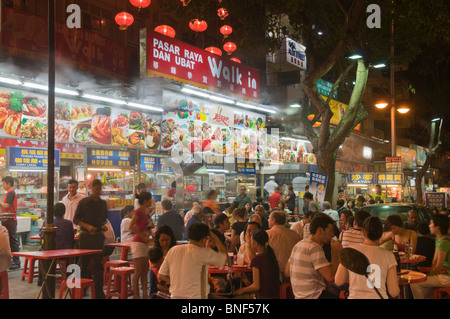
[
  {"xmin": 21, "ymin": 257, "xmax": 38, "ymax": 283},
  {"xmin": 103, "ymin": 260, "xmax": 130, "ymax": 285},
  {"xmin": 105, "ymin": 267, "xmax": 134, "ymax": 299},
  {"xmin": 433, "ymin": 287, "xmax": 450, "ymax": 299},
  {"xmin": 0, "ymin": 271, "xmax": 9, "ymax": 299},
  {"xmin": 58, "ymin": 278, "xmax": 95, "ymax": 299}
]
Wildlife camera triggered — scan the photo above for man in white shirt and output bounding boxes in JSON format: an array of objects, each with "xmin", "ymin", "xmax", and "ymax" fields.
[
  {"xmin": 322, "ymin": 201, "xmax": 339, "ymax": 227},
  {"xmin": 158, "ymin": 222, "xmax": 228, "ymax": 299},
  {"xmin": 264, "ymin": 176, "xmax": 278, "ymax": 195},
  {"xmin": 61, "ymin": 179, "xmax": 85, "ymax": 228}
]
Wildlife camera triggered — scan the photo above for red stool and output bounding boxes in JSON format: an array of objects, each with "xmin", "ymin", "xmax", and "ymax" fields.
[
  {"xmin": 0, "ymin": 271, "xmax": 9, "ymax": 299},
  {"xmin": 105, "ymin": 267, "xmax": 134, "ymax": 299},
  {"xmin": 21, "ymin": 257, "xmax": 38, "ymax": 283},
  {"xmin": 59, "ymin": 278, "xmax": 95, "ymax": 299},
  {"xmin": 433, "ymin": 287, "xmax": 450, "ymax": 299},
  {"xmin": 103, "ymin": 260, "xmax": 130, "ymax": 285}
]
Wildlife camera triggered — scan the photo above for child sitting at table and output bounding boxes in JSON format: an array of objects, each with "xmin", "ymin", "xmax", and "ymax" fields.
[{"xmin": 148, "ymin": 247, "xmax": 170, "ymax": 299}]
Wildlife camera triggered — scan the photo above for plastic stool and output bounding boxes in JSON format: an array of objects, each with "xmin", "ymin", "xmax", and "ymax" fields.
[
  {"xmin": 59, "ymin": 278, "xmax": 95, "ymax": 299},
  {"xmin": 103, "ymin": 260, "xmax": 130, "ymax": 285},
  {"xmin": 105, "ymin": 267, "xmax": 134, "ymax": 299},
  {"xmin": 21, "ymin": 257, "xmax": 38, "ymax": 283},
  {"xmin": 433, "ymin": 287, "xmax": 450, "ymax": 299},
  {"xmin": 0, "ymin": 271, "xmax": 9, "ymax": 299}
]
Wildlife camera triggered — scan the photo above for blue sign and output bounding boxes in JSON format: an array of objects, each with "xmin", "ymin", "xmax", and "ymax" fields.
[
  {"xmin": 349, "ymin": 173, "xmax": 375, "ymax": 184},
  {"xmin": 376, "ymin": 173, "xmax": 403, "ymax": 185},
  {"xmin": 87, "ymin": 149, "xmax": 135, "ymax": 168},
  {"xmin": 236, "ymin": 160, "xmax": 256, "ymax": 174},
  {"xmin": 141, "ymin": 155, "xmax": 158, "ymax": 171},
  {"xmin": 309, "ymin": 172, "xmax": 328, "ymax": 205},
  {"xmin": 159, "ymin": 158, "xmax": 173, "ymax": 172},
  {"xmin": 425, "ymin": 192, "xmax": 446, "ymax": 209},
  {"xmin": 8, "ymin": 147, "xmax": 60, "ymax": 169}
]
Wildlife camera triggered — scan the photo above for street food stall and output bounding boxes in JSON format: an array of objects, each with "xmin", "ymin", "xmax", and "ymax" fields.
[{"xmin": 346, "ymin": 172, "xmax": 376, "ymax": 200}]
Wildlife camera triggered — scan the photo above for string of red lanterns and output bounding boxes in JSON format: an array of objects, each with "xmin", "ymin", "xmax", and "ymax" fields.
[{"xmin": 115, "ymin": 12, "xmax": 134, "ymax": 30}]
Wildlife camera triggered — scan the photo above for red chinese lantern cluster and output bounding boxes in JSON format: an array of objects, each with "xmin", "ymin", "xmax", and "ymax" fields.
[
  {"xmin": 115, "ymin": 12, "xmax": 134, "ymax": 30},
  {"xmin": 205, "ymin": 47, "xmax": 222, "ymax": 56},
  {"xmin": 223, "ymin": 42, "xmax": 237, "ymax": 55},
  {"xmin": 154, "ymin": 25, "xmax": 176, "ymax": 38},
  {"xmin": 217, "ymin": 8, "xmax": 228, "ymax": 20},
  {"xmin": 130, "ymin": 0, "xmax": 151, "ymax": 9},
  {"xmin": 220, "ymin": 25, "xmax": 233, "ymax": 39},
  {"xmin": 189, "ymin": 19, "xmax": 208, "ymax": 33}
]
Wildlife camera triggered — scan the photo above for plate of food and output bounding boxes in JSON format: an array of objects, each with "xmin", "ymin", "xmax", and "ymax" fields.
[
  {"xmin": 146, "ymin": 125, "xmax": 161, "ymax": 149},
  {"xmin": 91, "ymin": 114, "xmax": 111, "ymax": 145},
  {"xmin": 111, "ymin": 126, "xmax": 129, "ymax": 147},
  {"xmin": 55, "ymin": 101, "xmax": 71, "ymax": 121},
  {"xmin": 71, "ymin": 104, "xmax": 93, "ymax": 121},
  {"xmin": 161, "ymin": 133, "xmax": 175, "ymax": 150},
  {"xmin": 20, "ymin": 118, "xmax": 47, "ymax": 140},
  {"xmin": 72, "ymin": 122, "xmax": 92, "ymax": 144},
  {"xmin": 21, "ymin": 95, "xmax": 46, "ymax": 118},
  {"xmin": 129, "ymin": 111, "xmax": 146, "ymax": 130},
  {"xmin": 112, "ymin": 112, "xmax": 130, "ymax": 128},
  {"xmin": 128, "ymin": 131, "xmax": 145, "ymax": 148},
  {"xmin": 55, "ymin": 121, "xmax": 71, "ymax": 142}
]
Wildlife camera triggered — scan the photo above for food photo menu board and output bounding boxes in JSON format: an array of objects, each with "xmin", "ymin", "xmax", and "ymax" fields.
[{"xmin": 0, "ymin": 86, "xmax": 162, "ymax": 150}]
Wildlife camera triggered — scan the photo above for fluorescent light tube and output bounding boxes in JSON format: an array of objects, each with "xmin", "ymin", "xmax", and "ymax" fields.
[
  {"xmin": 0, "ymin": 77, "xmax": 22, "ymax": 85},
  {"xmin": 181, "ymin": 87, "xmax": 209, "ymax": 98},
  {"xmin": 82, "ymin": 94, "xmax": 126, "ymax": 105},
  {"xmin": 127, "ymin": 102, "xmax": 164, "ymax": 112}
]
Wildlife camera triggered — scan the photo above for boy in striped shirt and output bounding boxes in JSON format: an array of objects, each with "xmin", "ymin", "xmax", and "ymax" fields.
[{"xmin": 339, "ymin": 210, "xmax": 371, "ymax": 248}]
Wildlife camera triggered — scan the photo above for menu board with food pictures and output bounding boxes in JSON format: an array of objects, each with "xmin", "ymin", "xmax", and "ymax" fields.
[
  {"xmin": 0, "ymin": 86, "xmax": 162, "ymax": 151},
  {"xmin": 276, "ymin": 138, "xmax": 316, "ymax": 164}
]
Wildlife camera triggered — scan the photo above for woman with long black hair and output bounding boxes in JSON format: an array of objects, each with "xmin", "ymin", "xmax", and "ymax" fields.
[{"xmin": 233, "ymin": 229, "xmax": 280, "ymax": 298}]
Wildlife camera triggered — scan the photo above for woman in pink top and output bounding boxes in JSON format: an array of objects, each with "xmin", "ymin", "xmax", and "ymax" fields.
[{"xmin": 130, "ymin": 191, "xmax": 153, "ymax": 299}]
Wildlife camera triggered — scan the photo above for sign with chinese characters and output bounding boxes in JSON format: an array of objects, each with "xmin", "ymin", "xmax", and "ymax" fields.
[
  {"xmin": 317, "ymin": 79, "xmax": 337, "ymax": 99},
  {"xmin": 425, "ymin": 192, "xmax": 446, "ymax": 209},
  {"xmin": 87, "ymin": 149, "xmax": 135, "ymax": 168},
  {"xmin": 236, "ymin": 160, "xmax": 256, "ymax": 174},
  {"xmin": 8, "ymin": 147, "xmax": 60, "ymax": 169},
  {"xmin": 386, "ymin": 156, "xmax": 402, "ymax": 172},
  {"xmin": 376, "ymin": 173, "xmax": 403, "ymax": 185},
  {"xmin": 309, "ymin": 172, "xmax": 328, "ymax": 207},
  {"xmin": 205, "ymin": 155, "xmax": 224, "ymax": 170},
  {"xmin": 349, "ymin": 173, "xmax": 375, "ymax": 184},
  {"xmin": 141, "ymin": 29, "xmax": 260, "ymax": 101},
  {"xmin": 141, "ymin": 155, "xmax": 158, "ymax": 171},
  {"xmin": 284, "ymin": 37, "xmax": 307, "ymax": 70},
  {"xmin": 396, "ymin": 146, "xmax": 417, "ymax": 170}
]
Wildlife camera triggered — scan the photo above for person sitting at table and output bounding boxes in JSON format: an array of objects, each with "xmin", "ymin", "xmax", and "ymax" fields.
[
  {"xmin": 130, "ymin": 191, "xmax": 154, "ymax": 299},
  {"xmin": 183, "ymin": 205, "xmax": 204, "ymax": 241},
  {"xmin": 339, "ymin": 210, "xmax": 371, "ymax": 248},
  {"xmin": 338, "ymin": 209, "xmax": 353, "ymax": 233},
  {"xmin": 148, "ymin": 246, "xmax": 170, "ymax": 299},
  {"xmin": 240, "ymin": 214, "xmax": 262, "ymax": 246},
  {"xmin": 120, "ymin": 205, "xmax": 134, "ymax": 243},
  {"xmin": 158, "ymin": 199, "xmax": 184, "ymax": 241},
  {"xmin": 335, "ymin": 216, "xmax": 400, "ymax": 299},
  {"xmin": 410, "ymin": 214, "xmax": 450, "ymax": 299},
  {"xmin": 158, "ymin": 222, "xmax": 228, "ymax": 299},
  {"xmin": 380, "ymin": 214, "xmax": 418, "ymax": 253},
  {"xmin": 206, "ymin": 229, "xmax": 228, "ymax": 293},
  {"xmin": 203, "ymin": 189, "xmax": 220, "ymax": 216},
  {"xmin": 39, "ymin": 202, "xmax": 75, "ymax": 249},
  {"xmin": 238, "ymin": 221, "xmax": 261, "ymax": 266},
  {"xmin": 154, "ymin": 225, "xmax": 177, "ymax": 257},
  {"xmin": 414, "ymin": 222, "xmax": 435, "ymax": 269},
  {"xmin": 184, "ymin": 202, "xmax": 200, "ymax": 226},
  {"xmin": 213, "ymin": 213, "xmax": 231, "ymax": 246},
  {"xmin": 233, "ymin": 229, "xmax": 280, "ymax": 299}
]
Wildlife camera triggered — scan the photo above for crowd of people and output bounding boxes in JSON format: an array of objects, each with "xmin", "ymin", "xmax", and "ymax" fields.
[{"xmin": 1, "ymin": 175, "xmax": 449, "ymax": 300}]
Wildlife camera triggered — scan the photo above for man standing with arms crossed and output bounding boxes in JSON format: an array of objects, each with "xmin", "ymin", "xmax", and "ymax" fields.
[{"xmin": 0, "ymin": 176, "xmax": 20, "ymax": 270}]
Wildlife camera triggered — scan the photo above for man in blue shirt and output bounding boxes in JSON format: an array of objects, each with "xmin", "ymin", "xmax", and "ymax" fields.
[{"xmin": 234, "ymin": 186, "xmax": 252, "ymax": 208}]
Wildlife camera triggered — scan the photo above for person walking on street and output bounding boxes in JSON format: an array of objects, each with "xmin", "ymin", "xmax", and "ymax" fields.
[
  {"xmin": 73, "ymin": 179, "xmax": 108, "ymax": 299},
  {"xmin": 264, "ymin": 176, "xmax": 278, "ymax": 195},
  {"xmin": 61, "ymin": 179, "xmax": 85, "ymax": 228},
  {"xmin": 0, "ymin": 176, "xmax": 20, "ymax": 270}
]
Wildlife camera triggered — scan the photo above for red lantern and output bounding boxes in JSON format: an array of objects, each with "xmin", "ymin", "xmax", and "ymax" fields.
[
  {"xmin": 130, "ymin": 0, "xmax": 151, "ymax": 9},
  {"xmin": 115, "ymin": 12, "xmax": 134, "ymax": 30},
  {"xmin": 217, "ymin": 8, "xmax": 228, "ymax": 20},
  {"xmin": 180, "ymin": 0, "xmax": 191, "ymax": 6},
  {"xmin": 154, "ymin": 25, "xmax": 176, "ymax": 38},
  {"xmin": 189, "ymin": 19, "xmax": 208, "ymax": 33},
  {"xmin": 220, "ymin": 25, "xmax": 233, "ymax": 39},
  {"xmin": 223, "ymin": 42, "xmax": 237, "ymax": 55},
  {"xmin": 205, "ymin": 47, "xmax": 222, "ymax": 56},
  {"xmin": 230, "ymin": 57, "xmax": 241, "ymax": 63}
]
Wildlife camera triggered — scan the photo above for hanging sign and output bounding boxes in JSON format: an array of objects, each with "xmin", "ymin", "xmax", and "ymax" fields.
[
  {"xmin": 309, "ymin": 172, "xmax": 328, "ymax": 207},
  {"xmin": 236, "ymin": 160, "xmax": 256, "ymax": 174},
  {"xmin": 425, "ymin": 192, "xmax": 446, "ymax": 209},
  {"xmin": 8, "ymin": 147, "xmax": 60, "ymax": 169},
  {"xmin": 141, "ymin": 155, "xmax": 158, "ymax": 171},
  {"xmin": 349, "ymin": 173, "xmax": 375, "ymax": 184},
  {"xmin": 376, "ymin": 173, "xmax": 403, "ymax": 185},
  {"xmin": 87, "ymin": 148, "xmax": 135, "ymax": 168}
]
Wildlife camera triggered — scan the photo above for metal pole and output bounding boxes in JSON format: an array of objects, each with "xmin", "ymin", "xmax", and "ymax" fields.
[
  {"xmin": 390, "ymin": 0, "xmax": 396, "ymax": 157},
  {"xmin": 42, "ymin": 0, "xmax": 57, "ymax": 299}
]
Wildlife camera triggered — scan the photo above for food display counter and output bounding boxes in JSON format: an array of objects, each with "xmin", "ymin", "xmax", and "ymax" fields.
[{"xmin": 139, "ymin": 154, "xmax": 175, "ymax": 202}]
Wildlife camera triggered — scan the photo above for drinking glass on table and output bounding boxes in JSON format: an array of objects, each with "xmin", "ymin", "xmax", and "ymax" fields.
[{"xmin": 405, "ymin": 243, "xmax": 413, "ymax": 259}]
